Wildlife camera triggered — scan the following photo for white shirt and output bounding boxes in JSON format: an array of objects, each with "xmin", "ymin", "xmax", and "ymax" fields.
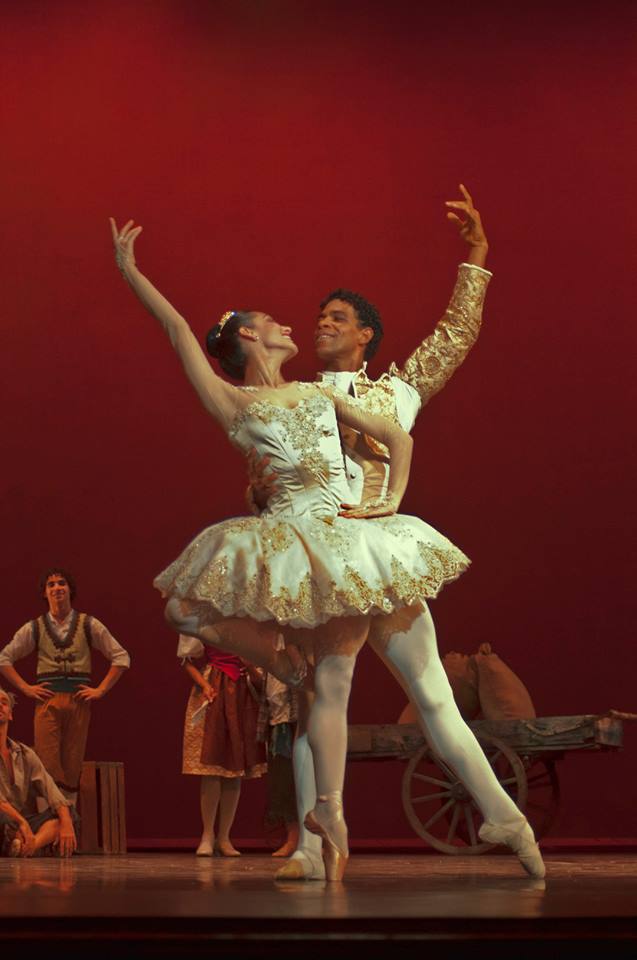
[
  {"xmin": 0, "ymin": 610, "xmax": 131, "ymax": 669},
  {"xmin": 0, "ymin": 738, "xmax": 70, "ymax": 815},
  {"xmin": 316, "ymin": 262, "xmax": 492, "ymax": 504},
  {"xmin": 317, "ymin": 366, "xmax": 421, "ymax": 503}
]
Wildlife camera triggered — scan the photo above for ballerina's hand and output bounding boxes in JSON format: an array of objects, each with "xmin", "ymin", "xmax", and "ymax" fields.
[
  {"xmin": 109, "ymin": 217, "xmax": 143, "ymax": 277},
  {"xmin": 338, "ymin": 495, "xmax": 399, "ymax": 519},
  {"xmin": 444, "ymin": 184, "xmax": 488, "ymax": 249}
]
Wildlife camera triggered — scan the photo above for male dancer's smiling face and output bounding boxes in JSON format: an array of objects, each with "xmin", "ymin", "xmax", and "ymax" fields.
[
  {"xmin": 314, "ymin": 299, "xmax": 372, "ymax": 366},
  {"xmin": 43, "ymin": 574, "xmax": 72, "ymax": 618}
]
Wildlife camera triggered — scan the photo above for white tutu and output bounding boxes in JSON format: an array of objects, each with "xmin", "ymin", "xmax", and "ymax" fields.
[
  {"xmin": 155, "ymin": 385, "xmax": 469, "ymax": 628},
  {"xmin": 154, "ymin": 512, "xmax": 469, "ymax": 629}
]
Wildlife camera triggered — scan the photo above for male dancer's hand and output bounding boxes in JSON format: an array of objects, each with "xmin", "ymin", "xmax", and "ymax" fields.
[
  {"xmin": 22, "ymin": 682, "xmax": 54, "ymax": 702},
  {"xmin": 56, "ymin": 812, "xmax": 77, "ymax": 858},
  {"xmin": 74, "ymin": 685, "xmax": 105, "ymax": 702},
  {"xmin": 17, "ymin": 820, "xmax": 37, "ymax": 857},
  {"xmin": 445, "ymin": 184, "xmax": 489, "ymax": 263},
  {"xmin": 246, "ymin": 447, "xmax": 279, "ymax": 512}
]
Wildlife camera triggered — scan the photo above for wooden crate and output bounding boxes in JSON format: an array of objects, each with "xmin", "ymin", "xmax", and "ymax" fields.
[{"xmin": 78, "ymin": 761, "xmax": 127, "ymax": 854}]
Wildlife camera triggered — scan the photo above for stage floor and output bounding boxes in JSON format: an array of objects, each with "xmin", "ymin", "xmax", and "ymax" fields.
[{"xmin": 2, "ymin": 852, "xmax": 636, "ymax": 957}]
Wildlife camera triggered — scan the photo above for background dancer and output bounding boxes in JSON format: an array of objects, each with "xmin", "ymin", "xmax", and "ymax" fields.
[
  {"xmin": 178, "ymin": 634, "xmax": 266, "ymax": 857},
  {"xmin": 0, "ymin": 569, "xmax": 130, "ymax": 806},
  {"xmin": 0, "ymin": 687, "xmax": 77, "ymax": 858}
]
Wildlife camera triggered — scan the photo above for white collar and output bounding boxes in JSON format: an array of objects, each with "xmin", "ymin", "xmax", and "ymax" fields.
[
  {"xmin": 47, "ymin": 608, "xmax": 74, "ymax": 629},
  {"xmin": 317, "ymin": 362, "xmax": 368, "ymax": 388}
]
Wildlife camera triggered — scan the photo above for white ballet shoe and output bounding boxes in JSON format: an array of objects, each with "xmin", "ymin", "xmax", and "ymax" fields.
[
  {"xmin": 478, "ymin": 817, "xmax": 546, "ymax": 879},
  {"xmin": 304, "ymin": 792, "xmax": 349, "ymax": 882},
  {"xmin": 274, "ymin": 848, "xmax": 326, "ymax": 882}
]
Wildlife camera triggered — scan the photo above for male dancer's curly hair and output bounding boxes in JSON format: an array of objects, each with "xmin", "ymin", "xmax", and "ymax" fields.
[{"xmin": 39, "ymin": 568, "xmax": 77, "ymax": 602}]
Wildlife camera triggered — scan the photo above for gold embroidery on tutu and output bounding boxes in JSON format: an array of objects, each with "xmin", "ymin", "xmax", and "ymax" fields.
[
  {"xmin": 229, "ymin": 392, "xmax": 331, "ymax": 481},
  {"xmin": 157, "ymin": 524, "xmax": 469, "ymax": 629}
]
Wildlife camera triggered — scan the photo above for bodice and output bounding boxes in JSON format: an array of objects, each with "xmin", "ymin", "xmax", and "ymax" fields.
[{"xmin": 228, "ymin": 386, "xmax": 352, "ymax": 519}]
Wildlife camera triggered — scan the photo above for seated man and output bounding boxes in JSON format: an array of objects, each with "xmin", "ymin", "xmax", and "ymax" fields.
[{"xmin": 0, "ymin": 687, "xmax": 76, "ymax": 858}]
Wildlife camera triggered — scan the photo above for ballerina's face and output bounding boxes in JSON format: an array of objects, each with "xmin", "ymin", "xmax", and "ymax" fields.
[{"xmin": 249, "ymin": 312, "xmax": 299, "ymax": 361}]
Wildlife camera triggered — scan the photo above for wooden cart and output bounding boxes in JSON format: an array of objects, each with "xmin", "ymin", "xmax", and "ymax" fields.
[{"xmin": 346, "ymin": 711, "xmax": 632, "ymax": 855}]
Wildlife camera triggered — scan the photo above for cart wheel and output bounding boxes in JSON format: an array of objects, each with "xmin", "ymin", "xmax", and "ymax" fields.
[
  {"xmin": 520, "ymin": 756, "xmax": 560, "ymax": 840},
  {"xmin": 401, "ymin": 733, "xmax": 528, "ymax": 855}
]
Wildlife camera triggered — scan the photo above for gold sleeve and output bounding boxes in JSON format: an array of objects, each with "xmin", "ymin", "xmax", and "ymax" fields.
[{"xmin": 389, "ymin": 263, "xmax": 492, "ymax": 407}]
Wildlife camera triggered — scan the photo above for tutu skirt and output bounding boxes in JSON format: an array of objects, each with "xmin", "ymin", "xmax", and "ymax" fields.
[{"xmin": 156, "ymin": 512, "xmax": 469, "ymax": 630}]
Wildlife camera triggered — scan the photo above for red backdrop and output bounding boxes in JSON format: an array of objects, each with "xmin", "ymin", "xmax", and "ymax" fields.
[{"xmin": 2, "ymin": 0, "xmax": 636, "ymax": 842}]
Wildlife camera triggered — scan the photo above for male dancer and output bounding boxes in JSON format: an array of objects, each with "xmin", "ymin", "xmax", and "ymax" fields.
[
  {"xmin": 254, "ymin": 186, "xmax": 525, "ymax": 880},
  {"xmin": 0, "ymin": 569, "xmax": 130, "ymax": 805},
  {"xmin": 0, "ymin": 687, "xmax": 77, "ymax": 857}
]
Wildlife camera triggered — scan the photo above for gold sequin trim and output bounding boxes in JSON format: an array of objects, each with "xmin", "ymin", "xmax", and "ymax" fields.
[
  {"xmin": 389, "ymin": 263, "xmax": 491, "ymax": 406},
  {"xmin": 228, "ymin": 390, "xmax": 331, "ymax": 481}
]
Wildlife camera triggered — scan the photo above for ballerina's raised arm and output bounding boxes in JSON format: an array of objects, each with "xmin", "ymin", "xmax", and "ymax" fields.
[{"xmin": 109, "ymin": 217, "xmax": 244, "ymax": 431}]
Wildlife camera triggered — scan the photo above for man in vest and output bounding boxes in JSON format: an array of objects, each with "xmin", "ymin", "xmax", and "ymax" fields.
[{"xmin": 0, "ymin": 568, "xmax": 130, "ymax": 804}]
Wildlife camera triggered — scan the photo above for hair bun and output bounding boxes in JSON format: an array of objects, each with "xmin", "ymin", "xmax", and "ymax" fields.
[{"xmin": 206, "ymin": 325, "xmax": 223, "ymax": 357}]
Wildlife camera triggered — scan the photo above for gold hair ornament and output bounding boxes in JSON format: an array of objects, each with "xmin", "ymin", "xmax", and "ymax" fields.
[{"xmin": 216, "ymin": 311, "xmax": 236, "ymax": 336}]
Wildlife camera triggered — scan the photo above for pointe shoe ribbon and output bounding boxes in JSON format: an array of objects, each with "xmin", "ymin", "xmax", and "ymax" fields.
[
  {"xmin": 303, "ymin": 792, "xmax": 349, "ymax": 882},
  {"xmin": 478, "ymin": 818, "xmax": 546, "ymax": 879}
]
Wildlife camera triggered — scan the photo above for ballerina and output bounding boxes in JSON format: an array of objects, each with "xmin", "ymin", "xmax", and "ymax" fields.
[{"xmin": 110, "ymin": 218, "xmax": 544, "ymax": 881}]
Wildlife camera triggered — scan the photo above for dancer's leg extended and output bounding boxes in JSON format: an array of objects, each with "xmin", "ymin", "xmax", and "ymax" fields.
[
  {"xmin": 165, "ymin": 599, "xmax": 305, "ymax": 687},
  {"xmin": 368, "ymin": 603, "xmax": 545, "ymax": 877},
  {"xmin": 369, "ymin": 603, "xmax": 521, "ymax": 821}
]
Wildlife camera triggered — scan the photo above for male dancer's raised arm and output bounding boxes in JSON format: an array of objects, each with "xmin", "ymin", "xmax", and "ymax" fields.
[{"xmin": 390, "ymin": 184, "xmax": 491, "ymax": 409}]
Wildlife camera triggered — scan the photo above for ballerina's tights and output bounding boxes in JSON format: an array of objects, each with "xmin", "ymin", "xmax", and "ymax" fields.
[{"xmin": 295, "ymin": 603, "xmax": 520, "ymax": 857}]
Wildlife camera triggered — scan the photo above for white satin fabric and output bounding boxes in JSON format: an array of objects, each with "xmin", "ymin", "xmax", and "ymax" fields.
[{"xmin": 154, "ymin": 385, "xmax": 469, "ymax": 628}]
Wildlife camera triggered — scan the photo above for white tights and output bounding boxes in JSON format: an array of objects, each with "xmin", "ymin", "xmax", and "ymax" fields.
[{"xmin": 292, "ymin": 603, "xmax": 522, "ymax": 863}]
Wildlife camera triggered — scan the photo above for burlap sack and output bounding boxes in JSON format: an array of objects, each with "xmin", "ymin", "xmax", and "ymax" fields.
[
  {"xmin": 473, "ymin": 642, "xmax": 536, "ymax": 720},
  {"xmin": 398, "ymin": 651, "xmax": 480, "ymax": 723}
]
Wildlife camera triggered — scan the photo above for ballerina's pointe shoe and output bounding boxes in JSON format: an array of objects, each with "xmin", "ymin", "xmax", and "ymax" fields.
[
  {"xmin": 478, "ymin": 818, "xmax": 546, "ymax": 879},
  {"xmin": 303, "ymin": 792, "xmax": 349, "ymax": 882},
  {"xmin": 274, "ymin": 849, "xmax": 326, "ymax": 882}
]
